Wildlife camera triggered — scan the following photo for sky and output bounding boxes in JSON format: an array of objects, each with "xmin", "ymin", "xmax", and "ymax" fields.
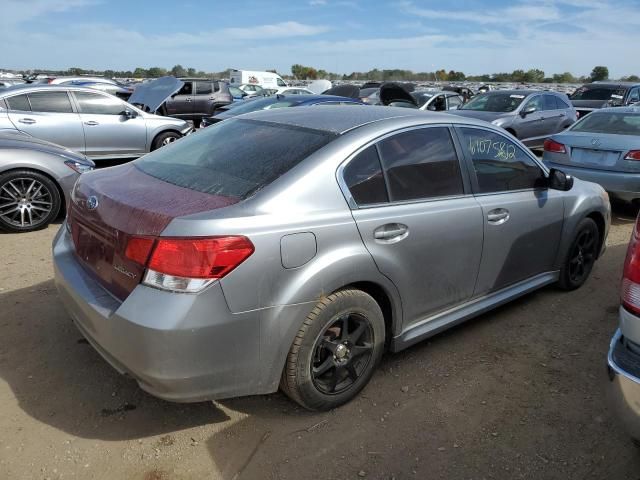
[{"xmin": 2, "ymin": 0, "xmax": 639, "ymax": 77}]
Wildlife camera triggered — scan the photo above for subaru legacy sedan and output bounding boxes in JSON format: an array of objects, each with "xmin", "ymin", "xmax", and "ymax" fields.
[
  {"xmin": 53, "ymin": 107, "xmax": 610, "ymax": 411},
  {"xmin": 0, "ymin": 85, "xmax": 192, "ymax": 160}
]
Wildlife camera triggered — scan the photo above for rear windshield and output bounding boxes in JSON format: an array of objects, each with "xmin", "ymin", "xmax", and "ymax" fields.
[
  {"xmin": 135, "ymin": 119, "xmax": 336, "ymax": 199},
  {"xmin": 570, "ymin": 112, "xmax": 640, "ymax": 136},
  {"xmin": 570, "ymin": 86, "xmax": 626, "ymax": 102},
  {"xmin": 220, "ymin": 97, "xmax": 299, "ymax": 115},
  {"xmin": 460, "ymin": 92, "xmax": 526, "ymax": 112}
]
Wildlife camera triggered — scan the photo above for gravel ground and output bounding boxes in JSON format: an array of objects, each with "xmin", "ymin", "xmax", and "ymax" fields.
[{"xmin": 1, "ymin": 205, "xmax": 640, "ymax": 480}]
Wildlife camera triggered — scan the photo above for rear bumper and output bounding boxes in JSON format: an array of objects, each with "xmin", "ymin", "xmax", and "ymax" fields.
[
  {"xmin": 52, "ymin": 225, "xmax": 308, "ymax": 402},
  {"xmin": 607, "ymin": 328, "xmax": 640, "ymax": 441},
  {"xmin": 545, "ymin": 161, "xmax": 640, "ymax": 202}
]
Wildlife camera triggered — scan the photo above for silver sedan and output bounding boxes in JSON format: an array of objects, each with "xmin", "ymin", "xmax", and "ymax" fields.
[
  {"xmin": 0, "ymin": 130, "xmax": 94, "ymax": 232},
  {"xmin": 0, "ymin": 85, "xmax": 192, "ymax": 161},
  {"xmin": 53, "ymin": 106, "xmax": 610, "ymax": 410}
]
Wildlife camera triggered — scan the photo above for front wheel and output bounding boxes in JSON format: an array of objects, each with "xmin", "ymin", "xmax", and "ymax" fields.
[
  {"xmin": 151, "ymin": 131, "xmax": 181, "ymax": 151},
  {"xmin": 558, "ymin": 217, "xmax": 600, "ymax": 290},
  {"xmin": 280, "ymin": 289, "xmax": 385, "ymax": 411}
]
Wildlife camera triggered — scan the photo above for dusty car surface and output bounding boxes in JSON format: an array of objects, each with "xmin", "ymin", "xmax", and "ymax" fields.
[
  {"xmin": 53, "ymin": 106, "xmax": 610, "ymax": 411},
  {"xmin": 543, "ymin": 107, "xmax": 640, "ymax": 203},
  {"xmin": 451, "ymin": 90, "xmax": 577, "ymax": 148},
  {"xmin": 0, "ymin": 130, "xmax": 94, "ymax": 232},
  {"xmin": 609, "ymin": 212, "xmax": 640, "ymax": 444},
  {"xmin": 0, "ymin": 85, "xmax": 191, "ymax": 160}
]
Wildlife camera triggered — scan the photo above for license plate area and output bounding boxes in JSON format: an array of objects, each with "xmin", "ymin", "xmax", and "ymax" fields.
[{"xmin": 571, "ymin": 148, "xmax": 619, "ymax": 167}]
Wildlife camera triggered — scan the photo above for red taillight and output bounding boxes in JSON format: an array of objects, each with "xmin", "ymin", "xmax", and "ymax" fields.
[
  {"xmin": 125, "ymin": 237, "xmax": 155, "ymax": 265},
  {"xmin": 624, "ymin": 150, "xmax": 640, "ymax": 161},
  {"xmin": 622, "ymin": 216, "xmax": 640, "ymax": 315},
  {"xmin": 544, "ymin": 138, "xmax": 566, "ymax": 154},
  {"xmin": 126, "ymin": 235, "xmax": 254, "ymax": 279}
]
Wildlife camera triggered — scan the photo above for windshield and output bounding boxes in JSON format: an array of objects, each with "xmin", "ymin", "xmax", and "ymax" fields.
[
  {"xmin": 461, "ymin": 92, "xmax": 526, "ymax": 112},
  {"xmin": 136, "ymin": 119, "xmax": 336, "ymax": 199},
  {"xmin": 570, "ymin": 86, "xmax": 626, "ymax": 102},
  {"xmin": 411, "ymin": 92, "xmax": 435, "ymax": 107},
  {"xmin": 217, "ymin": 97, "xmax": 281, "ymax": 115},
  {"xmin": 570, "ymin": 111, "xmax": 640, "ymax": 136}
]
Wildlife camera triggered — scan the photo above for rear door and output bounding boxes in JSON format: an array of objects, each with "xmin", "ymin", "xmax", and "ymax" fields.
[
  {"xmin": 455, "ymin": 126, "xmax": 564, "ymax": 294},
  {"xmin": 72, "ymin": 91, "xmax": 147, "ymax": 158},
  {"xmin": 345, "ymin": 126, "xmax": 484, "ymax": 328},
  {"xmin": 193, "ymin": 80, "xmax": 215, "ymax": 116},
  {"xmin": 164, "ymin": 81, "xmax": 194, "ymax": 118},
  {"xmin": 541, "ymin": 94, "xmax": 568, "ymax": 135},
  {"xmin": 517, "ymin": 95, "xmax": 546, "ymax": 143},
  {"xmin": 6, "ymin": 91, "xmax": 84, "ymax": 152}
]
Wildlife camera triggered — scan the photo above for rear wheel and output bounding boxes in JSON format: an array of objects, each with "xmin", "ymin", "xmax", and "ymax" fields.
[
  {"xmin": 0, "ymin": 170, "xmax": 61, "ymax": 233},
  {"xmin": 151, "ymin": 131, "xmax": 181, "ymax": 151},
  {"xmin": 280, "ymin": 289, "xmax": 385, "ymax": 411},
  {"xmin": 558, "ymin": 217, "xmax": 599, "ymax": 290}
]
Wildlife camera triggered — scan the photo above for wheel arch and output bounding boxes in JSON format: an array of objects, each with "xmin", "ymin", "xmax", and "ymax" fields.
[
  {"xmin": 151, "ymin": 129, "xmax": 183, "ymax": 148},
  {"xmin": 586, "ymin": 210, "xmax": 606, "ymax": 258}
]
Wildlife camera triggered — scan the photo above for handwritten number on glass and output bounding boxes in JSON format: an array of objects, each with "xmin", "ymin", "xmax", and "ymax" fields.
[{"xmin": 469, "ymin": 139, "xmax": 516, "ymax": 161}]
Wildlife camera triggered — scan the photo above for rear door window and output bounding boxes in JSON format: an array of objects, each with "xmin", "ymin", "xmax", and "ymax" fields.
[
  {"xmin": 136, "ymin": 119, "xmax": 336, "ymax": 199},
  {"xmin": 447, "ymin": 95, "xmax": 462, "ymax": 109},
  {"xmin": 543, "ymin": 95, "xmax": 558, "ymax": 110},
  {"xmin": 377, "ymin": 127, "xmax": 464, "ymax": 202},
  {"xmin": 74, "ymin": 91, "xmax": 125, "ymax": 115},
  {"xmin": 27, "ymin": 92, "xmax": 73, "ymax": 113},
  {"xmin": 458, "ymin": 127, "xmax": 546, "ymax": 193},
  {"xmin": 343, "ymin": 146, "xmax": 389, "ymax": 206},
  {"xmin": 6, "ymin": 94, "xmax": 31, "ymax": 111},
  {"xmin": 195, "ymin": 81, "xmax": 213, "ymax": 95}
]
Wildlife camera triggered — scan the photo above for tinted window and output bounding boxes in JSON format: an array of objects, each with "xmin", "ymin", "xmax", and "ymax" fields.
[
  {"xmin": 378, "ymin": 127, "xmax": 463, "ymax": 201},
  {"xmin": 628, "ymin": 88, "xmax": 640, "ymax": 103},
  {"xmin": 543, "ymin": 95, "xmax": 558, "ymax": 110},
  {"xmin": 448, "ymin": 95, "xmax": 462, "ymax": 108},
  {"xmin": 277, "ymin": 78, "xmax": 286, "ymax": 87},
  {"xmin": 459, "ymin": 127, "xmax": 545, "ymax": 193},
  {"xmin": 177, "ymin": 82, "xmax": 193, "ymax": 95},
  {"xmin": 6, "ymin": 94, "xmax": 30, "ymax": 111},
  {"xmin": 75, "ymin": 92, "xmax": 125, "ymax": 115},
  {"xmin": 195, "ymin": 81, "xmax": 212, "ymax": 95},
  {"xmin": 461, "ymin": 92, "xmax": 526, "ymax": 112},
  {"xmin": 136, "ymin": 119, "xmax": 336, "ymax": 199},
  {"xmin": 571, "ymin": 112, "xmax": 640, "ymax": 136},
  {"xmin": 343, "ymin": 146, "xmax": 388, "ymax": 205},
  {"xmin": 523, "ymin": 95, "xmax": 543, "ymax": 112},
  {"xmin": 27, "ymin": 92, "xmax": 73, "ymax": 113},
  {"xmin": 555, "ymin": 95, "xmax": 571, "ymax": 109}
]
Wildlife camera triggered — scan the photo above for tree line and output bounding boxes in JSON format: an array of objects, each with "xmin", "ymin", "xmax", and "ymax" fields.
[{"xmin": 7, "ymin": 64, "xmax": 639, "ymax": 84}]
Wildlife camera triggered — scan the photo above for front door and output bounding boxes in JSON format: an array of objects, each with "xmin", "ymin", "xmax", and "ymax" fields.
[
  {"xmin": 344, "ymin": 126, "xmax": 484, "ymax": 328},
  {"xmin": 517, "ymin": 95, "xmax": 546, "ymax": 144},
  {"xmin": 6, "ymin": 91, "xmax": 85, "ymax": 152},
  {"xmin": 164, "ymin": 81, "xmax": 194, "ymax": 118},
  {"xmin": 72, "ymin": 91, "xmax": 147, "ymax": 158},
  {"xmin": 455, "ymin": 126, "xmax": 564, "ymax": 294}
]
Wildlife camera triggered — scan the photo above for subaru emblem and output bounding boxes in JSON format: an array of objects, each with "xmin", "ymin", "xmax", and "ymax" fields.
[{"xmin": 86, "ymin": 196, "xmax": 99, "ymax": 210}]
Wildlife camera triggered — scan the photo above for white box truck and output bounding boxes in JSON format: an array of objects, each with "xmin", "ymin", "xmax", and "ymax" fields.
[{"xmin": 229, "ymin": 70, "xmax": 288, "ymax": 91}]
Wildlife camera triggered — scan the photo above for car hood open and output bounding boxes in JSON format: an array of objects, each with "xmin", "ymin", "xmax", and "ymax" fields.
[
  {"xmin": 379, "ymin": 83, "xmax": 418, "ymax": 107},
  {"xmin": 127, "ymin": 76, "xmax": 184, "ymax": 113}
]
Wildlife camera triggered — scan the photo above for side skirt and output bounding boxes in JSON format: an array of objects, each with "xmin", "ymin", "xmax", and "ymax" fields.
[{"xmin": 390, "ymin": 271, "xmax": 560, "ymax": 352}]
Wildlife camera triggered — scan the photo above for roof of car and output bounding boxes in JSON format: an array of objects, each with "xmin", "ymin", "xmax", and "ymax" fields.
[
  {"xmin": 594, "ymin": 106, "xmax": 640, "ymax": 114},
  {"xmin": 0, "ymin": 84, "xmax": 111, "ymax": 96},
  {"xmin": 481, "ymin": 89, "xmax": 553, "ymax": 96},
  {"xmin": 240, "ymin": 105, "xmax": 486, "ymax": 134}
]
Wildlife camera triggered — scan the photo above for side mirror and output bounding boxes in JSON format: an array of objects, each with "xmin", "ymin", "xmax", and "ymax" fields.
[
  {"xmin": 520, "ymin": 106, "xmax": 536, "ymax": 117},
  {"xmin": 123, "ymin": 109, "xmax": 137, "ymax": 119},
  {"xmin": 548, "ymin": 168, "xmax": 574, "ymax": 191}
]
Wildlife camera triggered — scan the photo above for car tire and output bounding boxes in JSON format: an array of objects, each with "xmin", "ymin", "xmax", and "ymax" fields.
[
  {"xmin": 0, "ymin": 169, "xmax": 61, "ymax": 233},
  {"xmin": 151, "ymin": 131, "xmax": 181, "ymax": 151},
  {"xmin": 558, "ymin": 217, "xmax": 600, "ymax": 290},
  {"xmin": 280, "ymin": 289, "xmax": 385, "ymax": 411}
]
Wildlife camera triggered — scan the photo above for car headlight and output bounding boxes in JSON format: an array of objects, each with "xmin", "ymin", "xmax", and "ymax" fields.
[{"xmin": 64, "ymin": 160, "xmax": 94, "ymax": 174}]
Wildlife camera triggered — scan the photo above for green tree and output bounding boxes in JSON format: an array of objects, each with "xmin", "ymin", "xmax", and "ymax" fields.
[
  {"xmin": 170, "ymin": 64, "xmax": 187, "ymax": 77},
  {"xmin": 147, "ymin": 67, "xmax": 167, "ymax": 78},
  {"xmin": 133, "ymin": 67, "xmax": 148, "ymax": 78},
  {"xmin": 590, "ymin": 66, "xmax": 609, "ymax": 82},
  {"xmin": 524, "ymin": 68, "xmax": 545, "ymax": 83},
  {"xmin": 622, "ymin": 74, "xmax": 640, "ymax": 82},
  {"xmin": 552, "ymin": 72, "xmax": 577, "ymax": 83}
]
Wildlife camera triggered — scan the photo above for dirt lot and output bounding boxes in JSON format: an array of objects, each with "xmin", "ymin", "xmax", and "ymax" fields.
[{"xmin": 1, "ymin": 207, "xmax": 640, "ymax": 480}]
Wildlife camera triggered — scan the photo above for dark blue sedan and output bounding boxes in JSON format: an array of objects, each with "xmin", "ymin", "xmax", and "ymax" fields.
[{"xmin": 201, "ymin": 94, "xmax": 364, "ymax": 127}]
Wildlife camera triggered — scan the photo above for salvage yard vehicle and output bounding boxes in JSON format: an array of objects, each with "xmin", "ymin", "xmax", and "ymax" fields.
[
  {"xmin": 0, "ymin": 84, "xmax": 192, "ymax": 160},
  {"xmin": 0, "ymin": 130, "xmax": 94, "ymax": 232},
  {"xmin": 53, "ymin": 107, "xmax": 610, "ymax": 411},
  {"xmin": 609, "ymin": 211, "xmax": 640, "ymax": 445},
  {"xmin": 411, "ymin": 90, "xmax": 464, "ymax": 111},
  {"xmin": 200, "ymin": 94, "xmax": 363, "ymax": 127},
  {"xmin": 230, "ymin": 69, "xmax": 288, "ymax": 91},
  {"xmin": 129, "ymin": 76, "xmax": 232, "ymax": 125},
  {"xmin": 570, "ymin": 81, "xmax": 640, "ymax": 118},
  {"xmin": 451, "ymin": 90, "xmax": 577, "ymax": 148},
  {"xmin": 543, "ymin": 107, "xmax": 640, "ymax": 204}
]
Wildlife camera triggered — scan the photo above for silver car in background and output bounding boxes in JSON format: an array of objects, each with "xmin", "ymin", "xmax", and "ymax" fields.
[
  {"xmin": 0, "ymin": 130, "xmax": 94, "ymax": 232},
  {"xmin": 53, "ymin": 107, "xmax": 610, "ymax": 411},
  {"xmin": 543, "ymin": 107, "xmax": 640, "ymax": 203},
  {"xmin": 451, "ymin": 90, "xmax": 577, "ymax": 148},
  {"xmin": 0, "ymin": 85, "xmax": 192, "ymax": 161}
]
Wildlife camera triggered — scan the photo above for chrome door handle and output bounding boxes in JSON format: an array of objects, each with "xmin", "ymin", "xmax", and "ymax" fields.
[
  {"xmin": 487, "ymin": 208, "xmax": 510, "ymax": 225},
  {"xmin": 186, "ymin": 98, "xmax": 193, "ymax": 102},
  {"xmin": 84, "ymin": 121, "xmax": 99, "ymax": 126},
  {"xmin": 18, "ymin": 118, "xmax": 35, "ymax": 124},
  {"xmin": 374, "ymin": 223, "xmax": 409, "ymax": 243}
]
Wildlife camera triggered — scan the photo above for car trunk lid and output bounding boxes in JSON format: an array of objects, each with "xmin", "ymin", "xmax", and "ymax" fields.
[
  {"xmin": 68, "ymin": 163, "xmax": 239, "ymax": 300},
  {"xmin": 549, "ymin": 132, "xmax": 640, "ymax": 173}
]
